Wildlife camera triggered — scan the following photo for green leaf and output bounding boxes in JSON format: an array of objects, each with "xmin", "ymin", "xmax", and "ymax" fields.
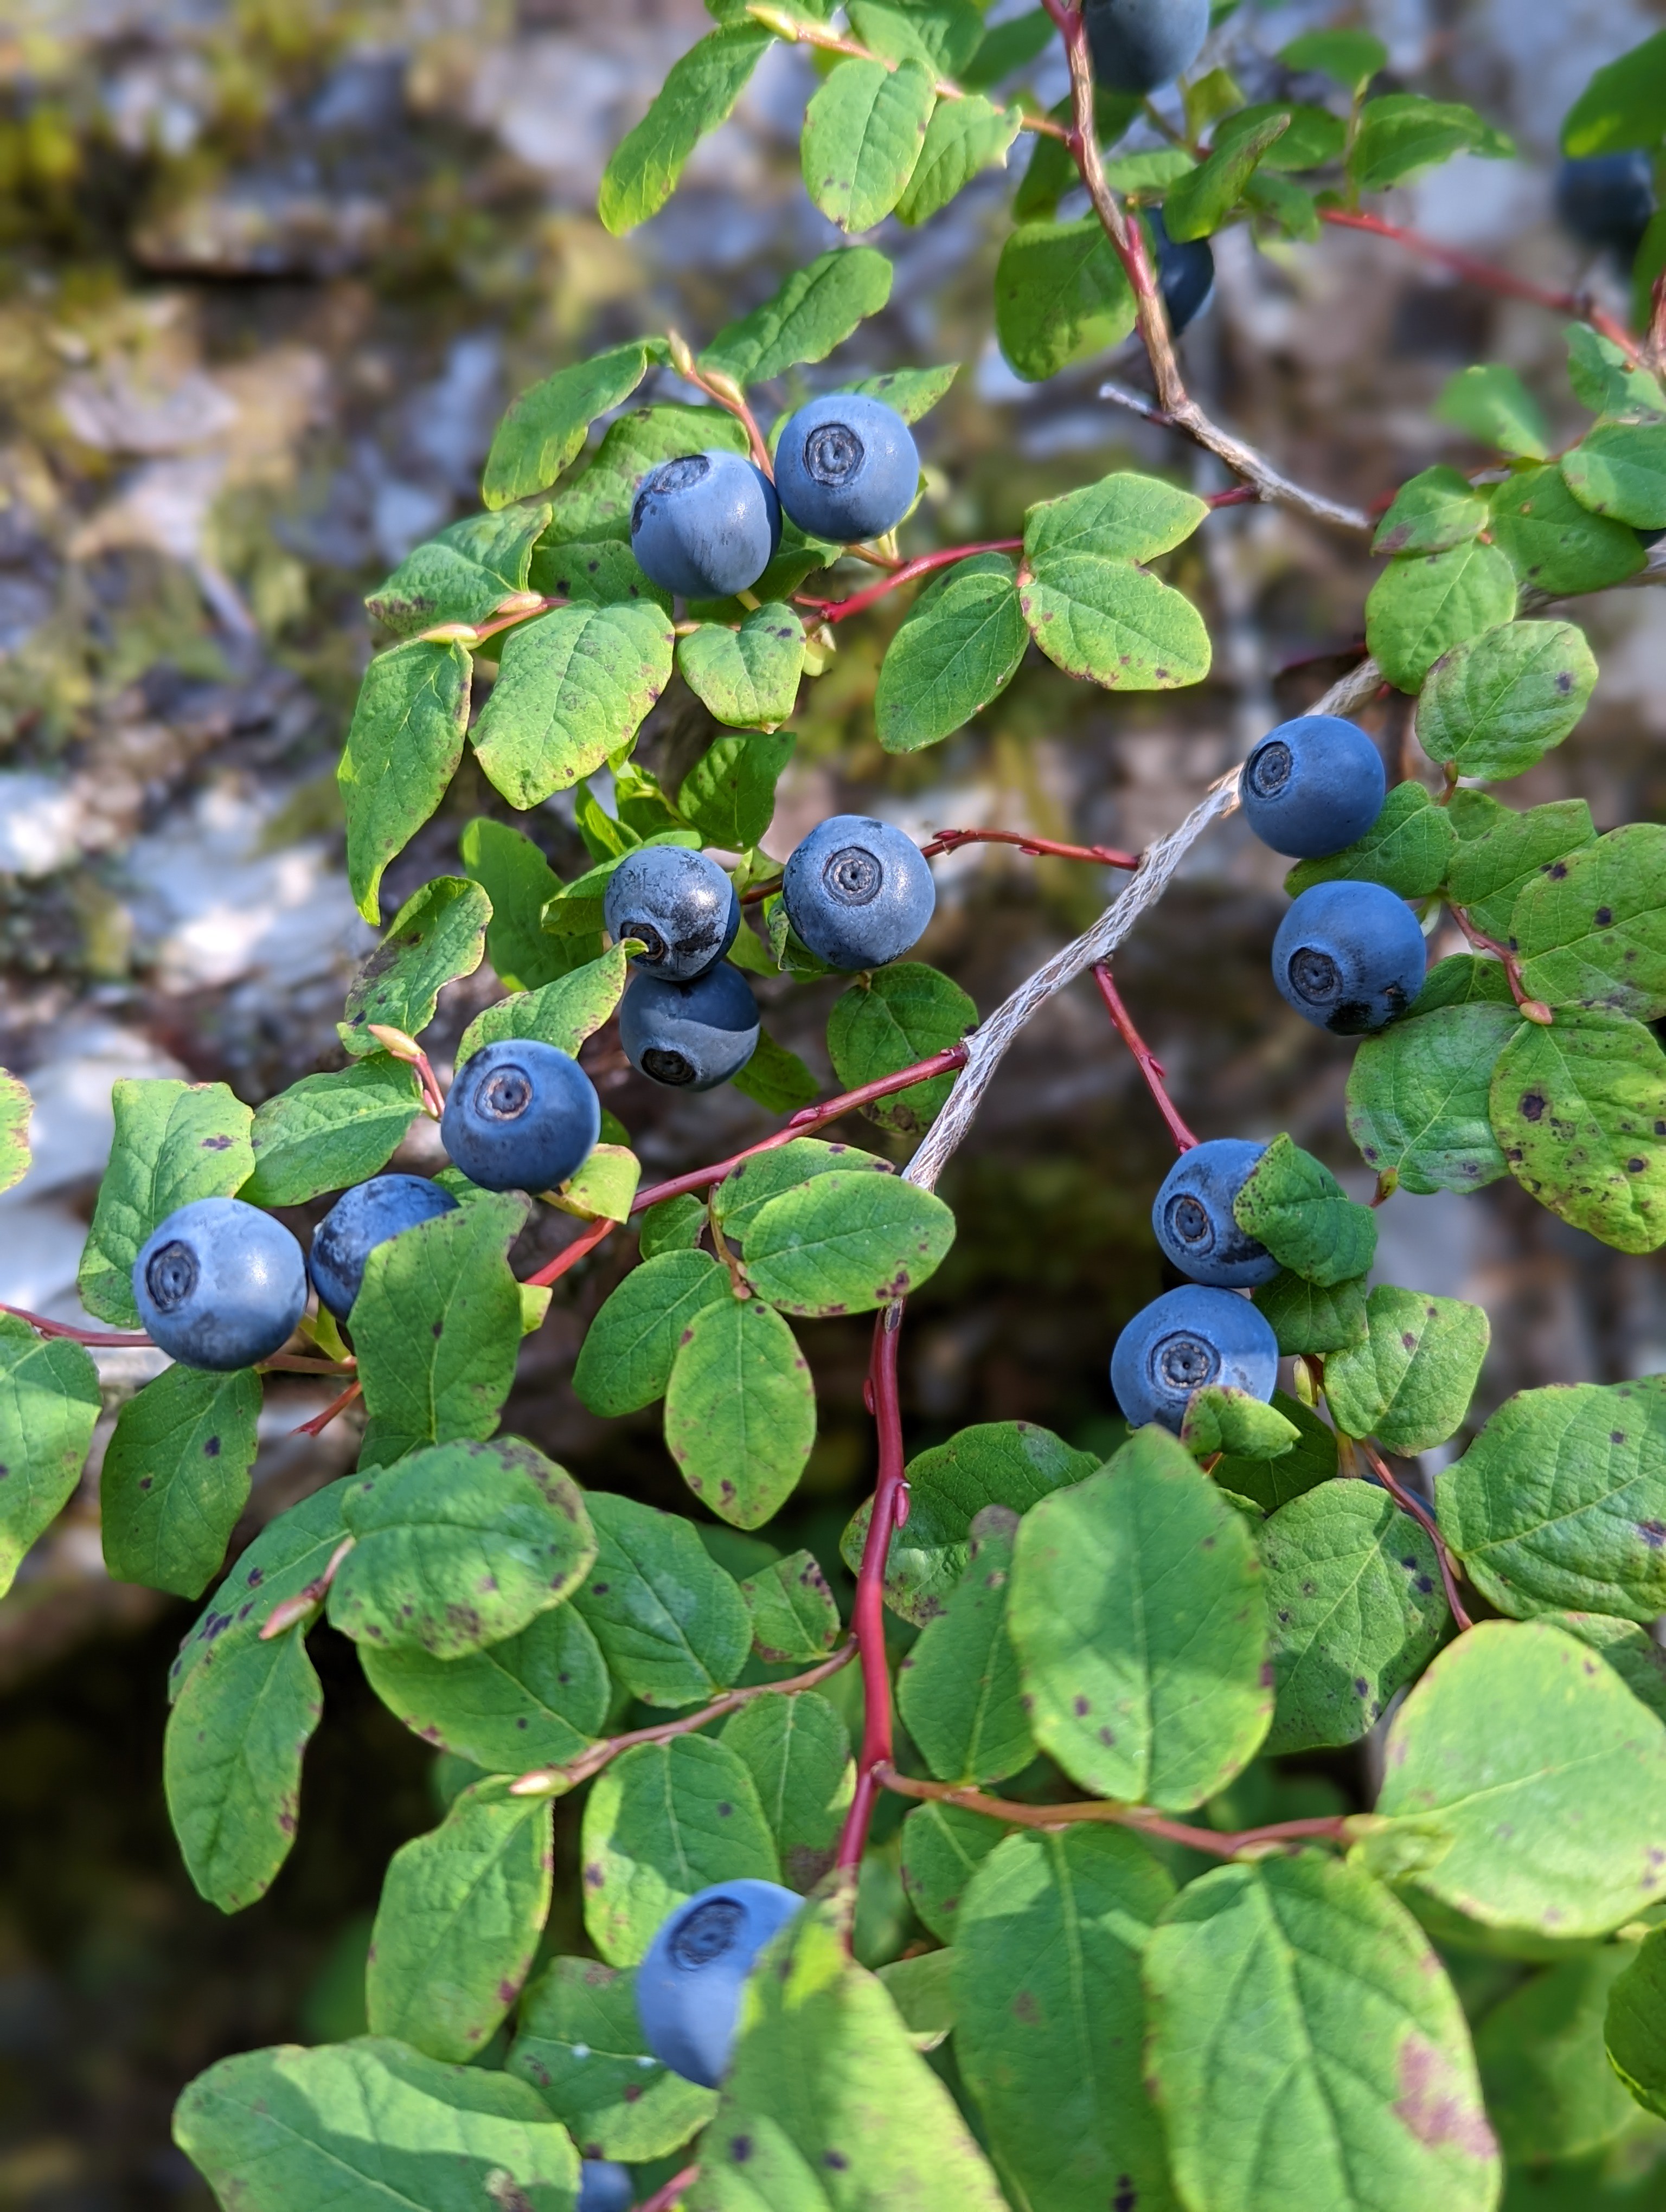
[
  {"xmin": 1164, "ymin": 110, "xmax": 1290, "ymax": 240},
  {"xmin": 340, "ymin": 641, "xmax": 472, "ymax": 924},
  {"xmin": 722, "ymin": 1689, "xmax": 853, "ymax": 1891},
  {"xmin": 1180, "ymin": 1384, "xmax": 1299, "ymax": 1463},
  {"xmin": 367, "ymin": 1778, "xmax": 552, "ymax": 2063},
  {"xmin": 169, "ymin": 1479, "xmax": 351, "ymax": 1703},
  {"xmin": 1323, "ymin": 1285, "xmax": 1490, "ymax": 1452},
  {"xmin": 842, "ymin": 1419, "xmax": 1099, "ymax": 1625},
  {"xmin": 0, "ymin": 1068, "xmax": 27, "ymax": 1197},
  {"xmin": 483, "ymin": 342, "xmax": 651, "ymax": 507},
  {"xmin": 898, "ymin": 1507, "xmax": 1033, "ymax": 1784},
  {"xmin": 1477, "ymin": 1949, "xmax": 1637, "ymax": 2163},
  {"xmin": 101, "ymin": 1364, "xmax": 261, "ymax": 1599},
  {"xmin": 352, "ymin": 1193, "xmax": 527, "ymax": 1467},
  {"xmin": 741, "ymin": 1549, "xmax": 842, "ymax": 1662},
  {"xmin": 1278, "ymin": 28, "xmax": 1386, "ymax": 92},
  {"xmin": 338, "ymin": 877, "xmax": 490, "ymax": 1058},
  {"xmin": 896, "ymin": 93, "xmax": 1022, "ymax": 224},
  {"xmin": 571, "ymin": 1490, "xmax": 751, "ymax": 1707},
  {"xmin": 580, "ymin": 1734, "xmax": 778, "ymax": 1965},
  {"xmin": 174, "ymin": 2037, "xmax": 578, "ymax": 2212},
  {"xmin": 824, "ymin": 963, "xmax": 976, "ymax": 1133},
  {"xmin": 509, "ymin": 1957, "xmax": 718, "ymax": 2156},
  {"xmin": 574, "ymin": 1250, "xmax": 731, "ymax": 1418},
  {"xmin": 457, "ymin": 945, "xmax": 631, "ymax": 1071},
  {"xmin": 541, "ymin": 406, "xmax": 748, "ymax": 546},
  {"xmin": 0, "ymin": 1320, "xmax": 99, "ymax": 1597},
  {"xmin": 713, "ymin": 1136, "xmax": 893, "ymax": 1242},
  {"xmin": 995, "ymin": 214, "xmax": 1136, "ymax": 382},
  {"xmin": 1252, "ymin": 1273, "xmax": 1369, "ymax": 1355},
  {"xmin": 1212, "ymin": 1388, "xmax": 1341, "ymax": 1512},
  {"xmin": 1008, "ymin": 1426, "xmax": 1270, "ymax": 1808},
  {"xmin": 367, "ymin": 505, "xmax": 552, "ymax": 636},
  {"xmin": 1567, "ymin": 323, "xmax": 1666, "ymax": 420},
  {"xmin": 1143, "ymin": 1851, "xmax": 1500, "ymax": 2212},
  {"xmin": 1513, "ymin": 825, "xmax": 1666, "ymax": 1020},
  {"xmin": 700, "ymin": 247, "xmax": 894, "ymax": 385},
  {"xmin": 1364, "ymin": 1618, "xmax": 1666, "ymax": 1938},
  {"xmin": 1447, "ymin": 795, "xmax": 1596, "ymax": 942},
  {"xmin": 1605, "ymin": 1927, "xmax": 1666, "ymax": 2119},
  {"xmin": 728, "ymin": 1028, "xmax": 818, "ymax": 1113},
  {"xmin": 329, "ymin": 1437, "xmax": 595, "ymax": 1657},
  {"xmin": 1550, "ymin": 1609, "xmax": 1666, "ymax": 1724},
  {"xmin": 600, "ymin": 24, "xmax": 774, "ymax": 234},
  {"xmin": 960, "ymin": 6, "xmax": 1053, "ymax": 88},
  {"xmin": 802, "ymin": 56, "xmax": 935, "ymax": 232},
  {"xmin": 361, "ymin": 1603, "xmax": 607, "ymax": 1771},
  {"xmin": 1561, "ymin": 30, "xmax": 1666, "ymax": 155},
  {"xmin": 1436, "ymin": 1377, "xmax": 1666, "ymax": 1621},
  {"xmin": 678, "ymin": 730, "xmax": 795, "ymax": 850},
  {"xmin": 242, "ymin": 1058, "xmax": 422, "ymax": 1209},
  {"xmin": 1215, "ymin": 101, "xmax": 1345, "ymax": 172},
  {"xmin": 685, "ymin": 1893, "xmax": 1009, "ymax": 2212},
  {"xmin": 1373, "ymin": 466, "xmax": 1490, "ymax": 557},
  {"xmin": 663, "ymin": 1297, "xmax": 817, "ymax": 1528},
  {"xmin": 1415, "ymin": 953, "xmax": 1516, "ymax": 1013},
  {"xmin": 848, "ymin": 361, "xmax": 959, "ymax": 422},
  {"xmin": 1351, "ymin": 92, "xmax": 1512, "ymax": 191},
  {"xmin": 1418, "ymin": 619, "xmax": 1598, "ymax": 782},
  {"xmin": 739, "ymin": 1171, "xmax": 956, "ymax": 1316},
  {"xmin": 875, "ymin": 552, "xmax": 1028, "ymax": 754},
  {"xmin": 1564, "ymin": 423, "xmax": 1666, "ymax": 529},
  {"xmin": 79, "ymin": 1078, "xmax": 255, "ymax": 1327},
  {"xmin": 1019, "ymin": 470, "xmax": 1211, "ymax": 691},
  {"xmin": 164, "ymin": 1624, "xmax": 323, "ymax": 1912},
  {"xmin": 1490, "ymin": 465, "xmax": 1644, "ymax": 594},
  {"xmin": 952, "ymin": 1828, "xmax": 1177, "ymax": 2212},
  {"xmin": 1366, "ymin": 541, "xmax": 1519, "ymax": 692},
  {"xmin": 1345, "ymin": 1001, "xmax": 1517, "ymax": 1195},
  {"xmin": 548, "ymin": 1140, "xmax": 638, "ymax": 1223},
  {"xmin": 471, "ymin": 602, "xmax": 673, "ymax": 809},
  {"xmin": 1286, "ymin": 780, "xmax": 1456, "ymax": 901},
  {"xmin": 1436, "ymin": 364, "xmax": 1551, "ymax": 460},
  {"xmin": 1233, "ymin": 1133, "xmax": 1377, "ymax": 1288},
  {"xmin": 900, "ymin": 1801, "xmax": 1001, "ymax": 1940},
  {"xmin": 639, "ymin": 1192, "xmax": 707, "ymax": 1256},
  {"xmin": 531, "ymin": 536, "xmax": 671, "ymax": 614},
  {"xmin": 677, "ymin": 603, "xmax": 805, "ymax": 731},
  {"xmin": 845, "ymin": 0, "xmax": 981, "ymax": 72},
  {"xmin": 1260, "ymin": 1482, "xmax": 1448, "ymax": 1752},
  {"xmin": 459, "ymin": 818, "xmax": 574, "ymax": 994},
  {"xmin": 1489, "ymin": 1010, "xmax": 1666, "ymax": 1253}
]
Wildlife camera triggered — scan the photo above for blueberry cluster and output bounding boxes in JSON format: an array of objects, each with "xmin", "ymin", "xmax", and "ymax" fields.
[{"xmin": 630, "ymin": 394, "xmax": 918, "ymax": 602}]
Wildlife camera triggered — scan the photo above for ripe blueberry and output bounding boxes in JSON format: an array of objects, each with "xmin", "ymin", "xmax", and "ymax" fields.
[
  {"xmin": 133, "ymin": 1197, "xmax": 307, "ymax": 1371},
  {"xmin": 773, "ymin": 394, "xmax": 919, "ymax": 544},
  {"xmin": 1556, "ymin": 154, "xmax": 1655, "ymax": 263},
  {"xmin": 1241, "ymin": 716, "xmax": 1387, "ymax": 858},
  {"xmin": 578, "ymin": 2163, "xmax": 633, "ymax": 2212},
  {"xmin": 1085, "ymin": 0, "xmax": 1209, "ymax": 94},
  {"xmin": 308, "ymin": 1174, "xmax": 459, "ymax": 1321},
  {"xmin": 619, "ymin": 961, "xmax": 759, "ymax": 1091},
  {"xmin": 630, "ymin": 450, "xmax": 782, "ymax": 600},
  {"xmin": 604, "ymin": 845, "xmax": 739, "ymax": 981},
  {"xmin": 440, "ymin": 1038, "xmax": 601, "ymax": 1191},
  {"xmin": 1149, "ymin": 208, "xmax": 1214, "ymax": 337},
  {"xmin": 1272, "ymin": 880, "xmax": 1427, "ymax": 1035},
  {"xmin": 1111, "ymin": 1284, "xmax": 1278, "ymax": 1432},
  {"xmin": 635, "ymin": 1879, "xmax": 801, "ymax": 2088},
  {"xmin": 780, "ymin": 815, "xmax": 935, "ymax": 971},
  {"xmin": 1152, "ymin": 1141, "xmax": 1279, "ymax": 1289}
]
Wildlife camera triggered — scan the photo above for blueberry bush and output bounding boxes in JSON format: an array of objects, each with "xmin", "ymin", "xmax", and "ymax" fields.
[{"xmin": 7, "ymin": 7, "xmax": 1666, "ymax": 2210}]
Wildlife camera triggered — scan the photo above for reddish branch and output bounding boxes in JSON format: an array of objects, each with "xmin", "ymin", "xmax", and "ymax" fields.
[
  {"xmin": 835, "ymin": 1306, "xmax": 908, "ymax": 1876},
  {"xmin": 292, "ymin": 1378, "xmax": 362, "ymax": 1437},
  {"xmin": 1449, "ymin": 906, "xmax": 1553, "ymax": 1024},
  {"xmin": 1358, "ymin": 1439, "xmax": 1474, "ymax": 1633},
  {"xmin": 0, "ymin": 1302, "xmax": 152, "ymax": 1347},
  {"xmin": 794, "ymin": 539, "xmax": 1022, "ymax": 623},
  {"xmin": 1092, "ymin": 963, "xmax": 1199, "ymax": 1152},
  {"xmin": 922, "ymin": 828, "xmax": 1142, "ymax": 869},
  {"xmin": 876, "ymin": 1766, "xmax": 1352, "ymax": 1857},
  {"xmin": 631, "ymin": 2168, "xmax": 699, "ymax": 2212}
]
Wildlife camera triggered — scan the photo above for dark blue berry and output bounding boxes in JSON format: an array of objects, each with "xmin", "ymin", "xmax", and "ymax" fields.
[
  {"xmin": 780, "ymin": 815, "xmax": 935, "ymax": 971},
  {"xmin": 1152, "ymin": 1141, "xmax": 1279, "ymax": 1289},
  {"xmin": 1085, "ymin": 0, "xmax": 1208, "ymax": 94},
  {"xmin": 1241, "ymin": 716, "xmax": 1387, "ymax": 858},
  {"xmin": 630, "ymin": 451, "xmax": 781, "ymax": 600},
  {"xmin": 440, "ymin": 1038, "xmax": 601, "ymax": 1192},
  {"xmin": 1149, "ymin": 208, "xmax": 1214, "ymax": 337},
  {"xmin": 636, "ymin": 1880, "xmax": 800, "ymax": 2088},
  {"xmin": 1273, "ymin": 880, "xmax": 1427, "ymax": 1035},
  {"xmin": 578, "ymin": 2163, "xmax": 633, "ymax": 2212},
  {"xmin": 773, "ymin": 395, "xmax": 919, "ymax": 544},
  {"xmin": 1111, "ymin": 1284, "xmax": 1278, "ymax": 1432},
  {"xmin": 619, "ymin": 962, "xmax": 760, "ymax": 1091},
  {"xmin": 1556, "ymin": 154, "xmax": 1655, "ymax": 263},
  {"xmin": 604, "ymin": 846, "xmax": 739, "ymax": 981},
  {"xmin": 133, "ymin": 1198, "xmax": 307, "ymax": 1371},
  {"xmin": 308, "ymin": 1174, "xmax": 459, "ymax": 1321}
]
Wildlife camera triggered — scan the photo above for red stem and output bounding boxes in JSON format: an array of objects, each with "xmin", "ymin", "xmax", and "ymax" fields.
[
  {"xmin": 1320, "ymin": 209, "xmax": 1643, "ymax": 362},
  {"xmin": 835, "ymin": 1306, "xmax": 907, "ymax": 1881},
  {"xmin": 0, "ymin": 1302, "xmax": 153, "ymax": 1347},
  {"xmin": 292, "ymin": 1378, "xmax": 362, "ymax": 1437},
  {"xmin": 794, "ymin": 540, "xmax": 1023, "ymax": 623},
  {"xmin": 631, "ymin": 2169, "xmax": 698, "ymax": 2212},
  {"xmin": 1359, "ymin": 1441, "xmax": 1473, "ymax": 1633},
  {"xmin": 1449, "ymin": 906, "xmax": 1552, "ymax": 1024},
  {"xmin": 875, "ymin": 1766, "xmax": 1352, "ymax": 1858},
  {"xmin": 921, "ymin": 827, "xmax": 1142, "ymax": 870},
  {"xmin": 524, "ymin": 1213, "xmax": 616, "ymax": 1290},
  {"xmin": 1092, "ymin": 963, "xmax": 1198, "ymax": 1152}
]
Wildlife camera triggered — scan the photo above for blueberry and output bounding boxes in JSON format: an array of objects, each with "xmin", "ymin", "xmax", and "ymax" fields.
[
  {"xmin": 773, "ymin": 394, "xmax": 919, "ymax": 544},
  {"xmin": 780, "ymin": 815, "xmax": 935, "ymax": 972},
  {"xmin": 133, "ymin": 1197, "xmax": 307, "ymax": 1371},
  {"xmin": 440, "ymin": 1038, "xmax": 601, "ymax": 1191},
  {"xmin": 578, "ymin": 2162, "xmax": 633, "ymax": 2212},
  {"xmin": 604, "ymin": 846, "xmax": 739, "ymax": 981},
  {"xmin": 1148, "ymin": 208, "xmax": 1215, "ymax": 337},
  {"xmin": 1111, "ymin": 1284, "xmax": 1279, "ymax": 1432},
  {"xmin": 635, "ymin": 1879, "xmax": 800, "ymax": 2088},
  {"xmin": 1241, "ymin": 716, "xmax": 1387, "ymax": 858},
  {"xmin": 630, "ymin": 450, "xmax": 781, "ymax": 601},
  {"xmin": 1556, "ymin": 153, "xmax": 1655, "ymax": 263},
  {"xmin": 1085, "ymin": 0, "xmax": 1209, "ymax": 94},
  {"xmin": 619, "ymin": 961, "xmax": 759, "ymax": 1091},
  {"xmin": 1272, "ymin": 880, "xmax": 1427, "ymax": 1036},
  {"xmin": 308, "ymin": 1173, "xmax": 459, "ymax": 1321},
  {"xmin": 1152, "ymin": 1141, "xmax": 1279, "ymax": 1289}
]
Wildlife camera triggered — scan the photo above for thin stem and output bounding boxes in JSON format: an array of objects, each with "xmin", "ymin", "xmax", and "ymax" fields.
[
  {"xmin": 1358, "ymin": 1439, "xmax": 1473, "ymax": 1633},
  {"xmin": 257, "ymin": 1353, "xmax": 357, "ymax": 1375},
  {"xmin": 1098, "ymin": 382, "xmax": 1373, "ymax": 533},
  {"xmin": 418, "ymin": 596, "xmax": 563, "ymax": 648},
  {"xmin": 0, "ymin": 1302, "xmax": 153, "ymax": 1347},
  {"xmin": 1449, "ymin": 905, "xmax": 1553, "ymax": 1024},
  {"xmin": 921, "ymin": 828, "xmax": 1142, "ymax": 870},
  {"xmin": 292, "ymin": 1378, "xmax": 362, "ymax": 1437},
  {"xmin": 258, "ymin": 1535, "xmax": 355, "ymax": 1639},
  {"xmin": 835, "ymin": 1306, "xmax": 908, "ymax": 1882},
  {"xmin": 1092, "ymin": 963, "xmax": 1198, "ymax": 1152},
  {"xmin": 875, "ymin": 1765, "xmax": 1353, "ymax": 1858},
  {"xmin": 746, "ymin": 6, "xmax": 1071, "ymax": 137},
  {"xmin": 632, "ymin": 2168, "xmax": 699, "ymax": 2212},
  {"xmin": 668, "ymin": 331, "xmax": 773, "ymax": 475},
  {"xmin": 509, "ymin": 1639, "xmax": 857, "ymax": 1797},
  {"xmin": 523, "ymin": 1213, "xmax": 616, "ymax": 1290},
  {"xmin": 794, "ymin": 539, "xmax": 1024, "ymax": 623}
]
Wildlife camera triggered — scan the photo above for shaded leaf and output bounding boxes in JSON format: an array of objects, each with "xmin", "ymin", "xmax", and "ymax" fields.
[
  {"xmin": 722, "ymin": 1689, "xmax": 853, "ymax": 1892},
  {"xmin": 899, "ymin": 1802, "xmax": 1001, "ymax": 1942},
  {"xmin": 0, "ymin": 1320, "xmax": 101, "ymax": 1598},
  {"xmin": 1212, "ymin": 1388, "xmax": 1340, "ymax": 1513},
  {"xmin": 663, "ymin": 1297, "xmax": 817, "ymax": 1528},
  {"xmin": 571, "ymin": 1490, "xmax": 751, "ymax": 1708},
  {"xmin": 1346, "ymin": 1002, "xmax": 1517, "ymax": 1195},
  {"xmin": 898, "ymin": 1509, "xmax": 1033, "ymax": 1785},
  {"xmin": 741, "ymin": 1548, "xmax": 842, "ymax": 1663},
  {"xmin": 677, "ymin": 604, "xmax": 805, "ymax": 730},
  {"xmin": 824, "ymin": 963, "xmax": 975, "ymax": 1133},
  {"xmin": 1323, "ymin": 1285, "xmax": 1491, "ymax": 1453},
  {"xmin": 508, "ymin": 1956, "xmax": 717, "ymax": 2157},
  {"xmin": 574, "ymin": 1250, "xmax": 731, "ymax": 1418},
  {"xmin": 340, "ymin": 641, "xmax": 471, "ymax": 923},
  {"xmin": 1514, "ymin": 824, "xmax": 1666, "ymax": 1021},
  {"xmin": 367, "ymin": 506, "xmax": 551, "ymax": 636},
  {"xmin": 995, "ymin": 215, "xmax": 1136, "ymax": 382},
  {"xmin": 1418, "ymin": 619, "xmax": 1598, "ymax": 783},
  {"xmin": 1233, "ymin": 1133, "xmax": 1377, "ymax": 1288},
  {"xmin": 101, "ymin": 1364, "xmax": 261, "ymax": 1599},
  {"xmin": 1373, "ymin": 466, "xmax": 1488, "ymax": 557},
  {"xmin": 338, "ymin": 877, "xmax": 490, "ymax": 1059},
  {"xmin": 361, "ymin": 1603, "xmax": 608, "ymax": 1771},
  {"xmin": 1366, "ymin": 541, "xmax": 1518, "ymax": 692},
  {"xmin": 1286, "ymin": 781, "xmax": 1456, "ymax": 901}
]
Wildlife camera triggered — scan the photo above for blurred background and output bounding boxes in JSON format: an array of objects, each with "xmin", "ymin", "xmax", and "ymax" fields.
[{"xmin": 1, "ymin": 0, "xmax": 1664, "ymax": 2201}]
